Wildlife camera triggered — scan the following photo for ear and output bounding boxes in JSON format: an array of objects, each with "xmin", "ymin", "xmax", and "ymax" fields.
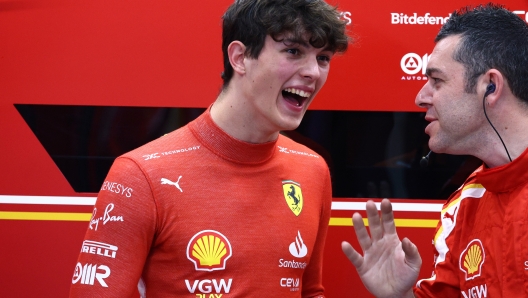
[
  {"xmin": 483, "ymin": 69, "xmax": 504, "ymax": 107},
  {"xmin": 227, "ymin": 41, "xmax": 247, "ymax": 75}
]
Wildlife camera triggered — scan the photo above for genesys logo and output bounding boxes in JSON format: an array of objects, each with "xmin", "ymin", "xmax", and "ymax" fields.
[
  {"xmin": 187, "ymin": 230, "xmax": 232, "ymax": 272},
  {"xmin": 72, "ymin": 263, "xmax": 111, "ymax": 287},
  {"xmin": 81, "ymin": 240, "xmax": 118, "ymax": 259},
  {"xmin": 391, "ymin": 12, "xmax": 450, "ymax": 25},
  {"xmin": 100, "ymin": 181, "xmax": 133, "ymax": 198},
  {"xmin": 185, "ymin": 279, "xmax": 233, "ymax": 297},
  {"xmin": 280, "ymin": 278, "xmax": 300, "ymax": 292},
  {"xmin": 400, "ymin": 53, "xmax": 430, "ymax": 81}
]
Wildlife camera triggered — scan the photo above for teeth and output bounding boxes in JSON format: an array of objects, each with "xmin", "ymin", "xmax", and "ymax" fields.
[{"xmin": 284, "ymin": 88, "xmax": 312, "ymax": 98}]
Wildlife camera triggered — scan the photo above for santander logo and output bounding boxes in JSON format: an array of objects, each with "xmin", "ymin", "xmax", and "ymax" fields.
[{"xmin": 289, "ymin": 231, "xmax": 308, "ymax": 258}]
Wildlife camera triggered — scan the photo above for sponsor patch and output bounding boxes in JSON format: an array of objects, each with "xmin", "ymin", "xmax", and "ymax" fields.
[
  {"xmin": 81, "ymin": 240, "xmax": 118, "ymax": 259},
  {"xmin": 187, "ymin": 230, "xmax": 232, "ymax": 272},
  {"xmin": 289, "ymin": 231, "xmax": 308, "ymax": 258},
  {"xmin": 72, "ymin": 262, "xmax": 111, "ymax": 287},
  {"xmin": 89, "ymin": 203, "xmax": 124, "ymax": 231},
  {"xmin": 282, "ymin": 180, "xmax": 303, "ymax": 216},
  {"xmin": 161, "ymin": 176, "xmax": 183, "ymax": 192},
  {"xmin": 280, "ymin": 278, "xmax": 300, "ymax": 292},
  {"xmin": 460, "ymin": 239, "xmax": 485, "ymax": 280}
]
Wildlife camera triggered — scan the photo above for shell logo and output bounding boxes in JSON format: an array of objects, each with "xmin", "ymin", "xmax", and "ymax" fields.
[
  {"xmin": 187, "ymin": 230, "xmax": 232, "ymax": 271},
  {"xmin": 459, "ymin": 239, "xmax": 485, "ymax": 280}
]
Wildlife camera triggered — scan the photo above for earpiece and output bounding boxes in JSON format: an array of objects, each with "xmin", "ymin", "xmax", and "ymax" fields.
[{"xmin": 485, "ymin": 83, "xmax": 496, "ymax": 97}]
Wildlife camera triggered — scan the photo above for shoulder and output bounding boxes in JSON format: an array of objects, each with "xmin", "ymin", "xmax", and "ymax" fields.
[
  {"xmin": 120, "ymin": 125, "xmax": 200, "ymax": 163},
  {"xmin": 441, "ymin": 165, "xmax": 485, "ymax": 217},
  {"xmin": 277, "ymin": 134, "xmax": 326, "ymax": 162}
]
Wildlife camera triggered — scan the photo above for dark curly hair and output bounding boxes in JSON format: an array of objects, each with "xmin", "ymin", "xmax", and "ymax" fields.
[{"xmin": 221, "ymin": 0, "xmax": 350, "ymax": 89}]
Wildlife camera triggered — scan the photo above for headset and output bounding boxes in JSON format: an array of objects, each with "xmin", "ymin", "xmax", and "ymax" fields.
[{"xmin": 483, "ymin": 82, "xmax": 512, "ymax": 162}]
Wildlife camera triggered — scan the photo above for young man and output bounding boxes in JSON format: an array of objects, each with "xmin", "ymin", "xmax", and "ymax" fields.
[
  {"xmin": 70, "ymin": 0, "xmax": 349, "ymax": 296},
  {"xmin": 341, "ymin": 4, "xmax": 528, "ymax": 297}
]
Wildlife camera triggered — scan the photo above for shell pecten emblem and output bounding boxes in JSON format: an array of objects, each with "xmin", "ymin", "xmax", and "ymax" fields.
[
  {"xmin": 282, "ymin": 180, "xmax": 303, "ymax": 216},
  {"xmin": 459, "ymin": 239, "xmax": 486, "ymax": 280},
  {"xmin": 187, "ymin": 230, "xmax": 232, "ymax": 271}
]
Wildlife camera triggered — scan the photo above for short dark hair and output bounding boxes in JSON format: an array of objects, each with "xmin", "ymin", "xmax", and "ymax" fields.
[
  {"xmin": 220, "ymin": 0, "xmax": 350, "ymax": 89},
  {"xmin": 436, "ymin": 3, "xmax": 528, "ymax": 103}
]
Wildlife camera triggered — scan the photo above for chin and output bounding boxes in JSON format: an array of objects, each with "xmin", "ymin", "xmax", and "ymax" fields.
[{"xmin": 281, "ymin": 119, "xmax": 303, "ymax": 132}]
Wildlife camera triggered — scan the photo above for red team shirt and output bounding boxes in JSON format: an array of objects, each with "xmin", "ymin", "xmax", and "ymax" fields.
[
  {"xmin": 70, "ymin": 108, "xmax": 332, "ymax": 297},
  {"xmin": 415, "ymin": 148, "xmax": 528, "ymax": 297}
]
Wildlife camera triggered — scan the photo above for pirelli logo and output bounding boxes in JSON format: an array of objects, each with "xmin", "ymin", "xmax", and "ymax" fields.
[{"xmin": 82, "ymin": 240, "xmax": 118, "ymax": 259}]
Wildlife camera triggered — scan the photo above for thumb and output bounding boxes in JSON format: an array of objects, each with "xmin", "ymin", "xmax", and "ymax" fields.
[{"xmin": 402, "ymin": 237, "xmax": 422, "ymax": 271}]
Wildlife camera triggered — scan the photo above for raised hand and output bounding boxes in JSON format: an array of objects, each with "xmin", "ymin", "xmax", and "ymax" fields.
[{"xmin": 341, "ymin": 199, "xmax": 421, "ymax": 298}]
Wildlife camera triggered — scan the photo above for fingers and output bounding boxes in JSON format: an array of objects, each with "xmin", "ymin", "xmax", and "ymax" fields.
[
  {"xmin": 341, "ymin": 241, "xmax": 364, "ymax": 269},
  {"xmin": 365, "ymin": 200, "xmax": 383, "ymax": 241},
  {"xmin": 402, "ymin": 237, "xmax": 422, "ymax": 271},
  {"xmin": 380, "ymin": 199, "xmax": 397, "ymax": 235},
  {"xmin": 352, "ymin": 212, "xmax": 372, "ymax": 252}
]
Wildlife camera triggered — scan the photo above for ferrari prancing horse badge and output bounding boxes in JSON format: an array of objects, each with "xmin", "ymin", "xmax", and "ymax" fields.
[{"xmin": 282, "ymin": 180, "xmax": 303, "ymax": 216}]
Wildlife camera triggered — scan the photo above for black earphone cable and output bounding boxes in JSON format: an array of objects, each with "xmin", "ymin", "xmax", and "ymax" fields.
[{"xmin": 482, "ymin": 94, "xmax": 512, "ymax": 162}]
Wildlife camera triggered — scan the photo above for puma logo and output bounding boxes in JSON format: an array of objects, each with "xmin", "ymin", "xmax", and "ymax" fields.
[
  {"xmin": 443, "ymin": 206, "xmax": 457, "ymax": 223},
  {"xmin": 161, "ymin": 177, "xmax": 183, "ymax": 192}
]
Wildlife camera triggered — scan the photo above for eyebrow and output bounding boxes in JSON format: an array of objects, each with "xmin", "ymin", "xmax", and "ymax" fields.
[
  {"xmin": 283, "ymin": 38, "xmax": 310, "ymax": 48},
  {"xmin": 282, "ymin": 37, "xmax": 333, "ymax": 52},
  {"xmin": 425, "ymin": 67, "xmax": 445, "ymax": 77}
]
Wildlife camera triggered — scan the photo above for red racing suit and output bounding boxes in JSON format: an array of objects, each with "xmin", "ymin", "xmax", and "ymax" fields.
[
  {"xmin": 414, "ymin": 148, "xmax": 528, "ymax": 297},
  {"xmin": 70, "ymin": 109, "xmax": 332, "ymax": 297}
]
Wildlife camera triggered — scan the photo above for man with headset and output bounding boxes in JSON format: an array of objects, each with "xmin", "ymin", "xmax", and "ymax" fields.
[{"xmin": 342, "ymin": 4, "xmax": 528, "ymax": 297}]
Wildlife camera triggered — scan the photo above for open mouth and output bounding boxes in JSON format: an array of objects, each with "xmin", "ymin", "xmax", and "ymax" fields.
[{"xmin": 282, "ymin": 88, "xmax": 312, "ymax": 107}]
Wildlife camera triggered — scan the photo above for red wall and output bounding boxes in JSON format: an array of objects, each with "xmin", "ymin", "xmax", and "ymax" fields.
[{"xmin": 1, "ymin": 0, "xmax": 527, "ymax": 296}]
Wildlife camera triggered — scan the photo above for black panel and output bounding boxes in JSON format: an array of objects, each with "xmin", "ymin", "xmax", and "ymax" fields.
[{"xmin": 15, "ymin": 104, "xmax": 480, "ymax": 198}]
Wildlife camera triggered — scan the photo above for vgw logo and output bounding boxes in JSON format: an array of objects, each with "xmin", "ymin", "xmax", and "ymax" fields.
[
  {"xmin": 400, "ymin": 53, "xmax": 430, "ymax": 81},
  {"xmin": 185, "ymin": 279, "xmax": 233, "ymax": 297}
]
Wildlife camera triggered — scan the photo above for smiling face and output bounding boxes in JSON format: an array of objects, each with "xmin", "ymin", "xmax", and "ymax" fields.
[
  {"xmin": 240, "ymin": 34, "xmax": 333, "ymax": 138},
  {"xmin": 415, "ymin": 35, "xmax": 488, "ymax": 155}
]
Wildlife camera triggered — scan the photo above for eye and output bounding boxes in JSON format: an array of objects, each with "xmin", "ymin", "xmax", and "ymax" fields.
[
  {"xmin": 427, "ymin": 75, "xmax": 441, "ymax": 85},
  {"xmin": 286, "ymin": 48, "xmax": 300, "ymax": 55},
  {"xmin": 317, "ymin": 55, "xmax": 331, "ymax": 63}
]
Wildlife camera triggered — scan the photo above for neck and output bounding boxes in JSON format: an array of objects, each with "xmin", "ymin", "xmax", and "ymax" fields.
[
  {"xmin": 210, "ymin": 89, "xmax": 279, "ymax": 144},
  {"xmin": 478, "ymin": 99, "xmax": 528, "ymax": 168}
]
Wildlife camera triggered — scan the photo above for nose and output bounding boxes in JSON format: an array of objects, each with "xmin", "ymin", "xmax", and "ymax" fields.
[
  {"xmin": 300, "ymin": 55, "xmax": 321, "ymax": 81},
  {"xmin": 415, "ymin": 81, "xmax": 432, "ymax": 108}
]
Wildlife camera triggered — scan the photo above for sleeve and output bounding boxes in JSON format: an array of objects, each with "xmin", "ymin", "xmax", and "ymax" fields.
[
  {"xmin": 70, "ymin": 157, "xmax": 158, "ymax": 297},
  {"xmin": 301, "ymin": 166, "xmax": 332, "ymax": 298}
]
